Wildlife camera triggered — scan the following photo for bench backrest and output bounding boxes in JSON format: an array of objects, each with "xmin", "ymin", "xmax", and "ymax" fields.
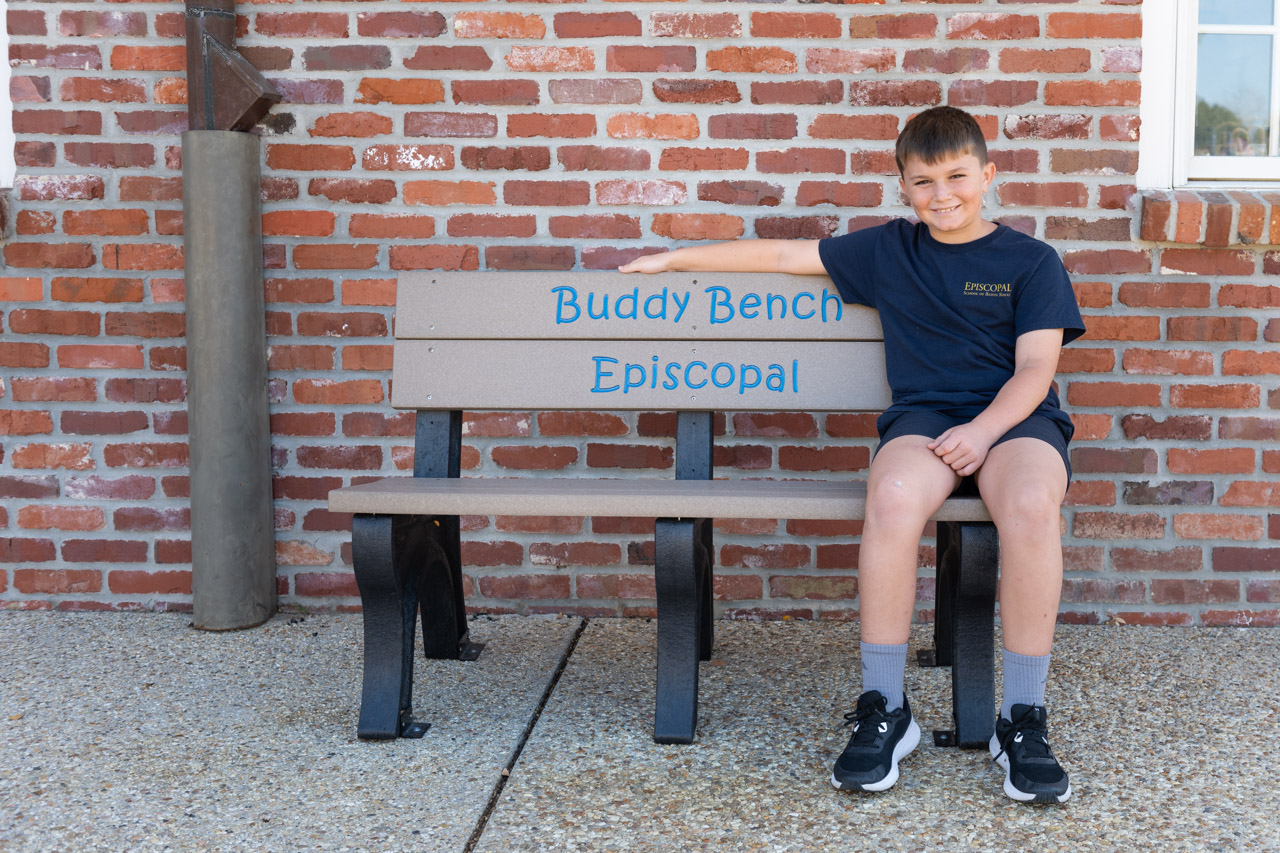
[{"xmin": 393, "ymin": 272, "xmax": 889, "ymax": 413}]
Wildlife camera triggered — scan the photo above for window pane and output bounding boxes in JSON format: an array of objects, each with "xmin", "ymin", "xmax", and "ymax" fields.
[
  {"xmin": 1199, "ymin": 0, "xmax": 1273, "ymax": 26},
  {"xmin": 1195, "ymin": 34, "xmax": 1272, "ymax": 156}
]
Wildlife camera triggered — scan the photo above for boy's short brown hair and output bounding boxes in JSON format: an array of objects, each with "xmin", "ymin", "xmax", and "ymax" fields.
[{"xmin": 894, "ymin": 106, "xmax": 988, "ymax": 175}]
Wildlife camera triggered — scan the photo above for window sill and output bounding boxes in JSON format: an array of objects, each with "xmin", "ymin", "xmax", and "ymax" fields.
[{"xmin": 1138, "ymin": 189, "xmax": 1280, "ymax": 247}]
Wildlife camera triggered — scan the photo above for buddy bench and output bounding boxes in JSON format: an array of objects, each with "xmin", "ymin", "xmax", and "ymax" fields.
[{"xmin": 327, "ymin": 271, "xmax": 998, "ymax": 748}]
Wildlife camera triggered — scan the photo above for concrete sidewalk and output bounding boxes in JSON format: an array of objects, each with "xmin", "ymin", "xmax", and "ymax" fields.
[{"xmin": 2, "ymin": 612, "xmax": 1277, "ymax": 852}]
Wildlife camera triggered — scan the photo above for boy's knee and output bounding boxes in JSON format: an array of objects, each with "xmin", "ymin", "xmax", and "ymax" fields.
[
  {"xmin": 866, "ymin": 476, "xmax": 936, "ymax": 527},
  {"xmin": 991, "ymin": 480, "xmax": 1062, "ymax": 529}
]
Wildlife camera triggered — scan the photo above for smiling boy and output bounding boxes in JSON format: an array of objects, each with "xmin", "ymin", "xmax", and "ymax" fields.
[{"xmin": 620, "ymin": 106, "xmax": 1085, "ymax": 804}]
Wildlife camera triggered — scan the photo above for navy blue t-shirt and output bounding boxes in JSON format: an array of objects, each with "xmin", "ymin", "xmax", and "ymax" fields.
[{"xmin": 818, "ymin": 219, "xmax": 1085, "ymax": 437}]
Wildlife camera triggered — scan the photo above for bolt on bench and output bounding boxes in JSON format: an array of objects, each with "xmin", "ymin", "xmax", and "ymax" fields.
[{"xmin": 328, "ymin": 271, "xmax": 999, "ymax": 748}]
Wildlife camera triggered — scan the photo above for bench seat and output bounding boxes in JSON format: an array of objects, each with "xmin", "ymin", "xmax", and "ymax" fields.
[{"xmin": 331, "ymin": 477, "xmax": 992, "ymax": 524}]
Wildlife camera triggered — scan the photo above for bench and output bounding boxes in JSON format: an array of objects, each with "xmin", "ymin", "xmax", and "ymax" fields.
[{"xmin": 328, "ymin": 271, "xmax": 999, "ymax": 748}]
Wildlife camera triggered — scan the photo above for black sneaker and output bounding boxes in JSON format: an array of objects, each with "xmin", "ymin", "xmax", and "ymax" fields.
[
  {"xmin": 831, "ymin": 690, "xmax": 921, "ymax": 792},
  {"xmin": 989, "ymin": 704, "xmax": 1072, "ymax": 803}
]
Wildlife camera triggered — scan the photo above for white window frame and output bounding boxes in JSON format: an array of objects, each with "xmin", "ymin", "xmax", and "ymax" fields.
[{"xmin": 1139, "ymin": 0, "xmax": 1280, "ymax": 188}]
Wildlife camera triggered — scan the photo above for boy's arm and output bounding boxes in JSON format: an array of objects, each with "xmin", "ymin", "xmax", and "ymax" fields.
[
  {"xmin": 619, "ymin": 239, "xmax": 825, "ymax": 275},
  {"xmin": 928, "ymin": 328, "xmax": 1064, "ymax": 476}
]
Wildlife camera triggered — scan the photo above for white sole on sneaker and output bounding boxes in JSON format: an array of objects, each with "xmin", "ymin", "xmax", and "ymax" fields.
[
  {"xmin": 831, "ymin": 719, "xmax": 921, "ymax": 793},
  {"xmin": 989, "ymin": 733, "xmax": 1072, "ymax": 804}
]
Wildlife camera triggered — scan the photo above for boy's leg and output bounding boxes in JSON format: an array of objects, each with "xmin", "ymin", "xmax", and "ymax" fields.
[
  {"xmin": 831, "ymin": 435, "xmax": 957, "ymax": 793},
  {"xmin": 973, "ymin": 436, "xmax": 1068, "ymax": 659},
  {"xmin": 975, "ymin": 436, "xmax": 1072, "ymax": 803}
]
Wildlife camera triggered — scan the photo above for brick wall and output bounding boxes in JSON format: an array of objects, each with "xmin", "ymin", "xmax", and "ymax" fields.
[{"xmin": 2, "ymin": 0, "xmax": 1278, "ymax": 626}]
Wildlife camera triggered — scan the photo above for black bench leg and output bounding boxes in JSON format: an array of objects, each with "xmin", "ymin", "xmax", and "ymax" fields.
[
  {"xmin": 352, "ymin": 514, "xmax": 430, "ymax": 739},
  {"xmin": 653, "ymin": 517, "xmax": 709, "ymax": 744},
  {"xmin": 696, "ymin": 517, "xmax": 714, "ymax": 662},
  {"xmin": 934, "ymin": 520, "xmax": 999, "ymax": 749},
  {"xmin": 417, "ymin": 514, "xmax": 479, "ymax": 661}
]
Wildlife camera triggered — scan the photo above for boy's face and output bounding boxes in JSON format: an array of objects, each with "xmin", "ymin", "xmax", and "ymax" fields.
[{"xmin": 898, "ymin": 150, "xmax": 997, "ymax": 244}]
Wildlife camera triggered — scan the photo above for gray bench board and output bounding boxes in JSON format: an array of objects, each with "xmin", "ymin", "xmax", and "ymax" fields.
[
  {"xmin": 331, "ymin": 478, "xmax": 992, "ymax": 524},
  {"xmin": 329, "ymin": 271, "xmax": 1000, "ymax": 749}
]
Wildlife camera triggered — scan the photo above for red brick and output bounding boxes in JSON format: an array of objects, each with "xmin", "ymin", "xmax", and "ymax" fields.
[
  {"xmin": 597, "ymin": 180, "xmax": 687, "ymax": 206},
  {"xmin": 404, "ymin": 112, "xmax": 497, "ymax": 139},
  {"xmin": 1047, "ymin": 12, "xmax": 1141, "ymax": 39},
  {"xmin": 1168, "ymin": 448, "xmax": 1255, "ymax": 475},
  {"xmin": 455, "ymin": 11, "xmax": 545, "ymax": 39},
  {"xmin": 586, "ymin": 443, "xmax": 673, "ymax": 470},
  {"xmin": 61, "ymin": 539, "xmax": 148, "ymax": 563},
  {"xmin": 62, "ymin": 209, "xmax": 149, "ymax": 238},
  {"xmin": 1160, "ymin": 249, "xmax": 1255, "ymax": 277},
  {"xmin": 947, "ymin": 13, "xmax": 1039, "ymax": 40},
  {"xmin": 559, "ymin": 146, "xmax": 650, "ymax": 172},
  {"xmin": 356, "ymin": 11, "xmax": 445, "ymax": 39},
  {"xmin": 770, "ymin": 575, "xmax": 857, "ymax": 600},
  {"xmin": 997, "ymin": 182, "xmax": 1088, "ymax": 208},
  {"xmin": 303, "ymin": 46, "xmax": 392, "ymax": 73},
  {"xmin": 476, "ymin": 574, "xmax": 569, "ymax": 600},
  {"xmin": 17, "ymin": 506, "xmax": 104, "ymax": 531},
  {"xmin": 556, "ymin": 12, "xmax": 642, "ymax": 39},
  {"xmin": 848, "ymin": 81, "xmax": 941, "ymax": 108},
  {"xmin": 999, "ymin": 48, "xmax": 1091, "ymax": 74},
  {"xmin": 1202, "ymin": 611, "xmax": 1280, "ymax": 628},
  {"xmin": 267, "ymin": 144, "xmax": 355, "ymax": 172},
  {"xmin": 508, "ymin": 114, "xmax": 596, "ymax": 139},
  {"xmin": 652, "ymin": 213, "xmax": 744, "ymax": 241},
  {"xmin": 548, "ymin": 214, "xmax": 641, "ymax": 240},
  {"xmin": 949, "ymin": 80, "xmax": 1039, "ymax": 108},
  {"xmin": 1221, "ymin": 482, "xmax": 1280, "ymax": 508},
  {"xmin": 551, "ymin": 80, "xmax": 643, "ymax": 106},
  {"xmin": 5, "ymin": 243, "xmax": 96, "ymax": 269},
  {"xmin": 1066, "ymin": 382, "xmax": 1160, "ymax": 407},
  {"xmin": 732, "ymin": 413, "xmax": 819, "ymax": 438},
  {"xmin": 1064, "ymin": 251, "xmax": 1157, "ymax": 274},
  {"xmin": 849, "ymin": 14, "xmax": 937, "ymax": 40},
  {"xmin": 1212, "ymin": 547, "xmax": 1280, "ymax": 573},
  {"xmin": 904, "ymin": 48, "xmax": 990, "ymax": 74},
  {"xmin": 607, "ymin": 113, "xmax": 699, "ymax": 141},
  {"xmin": 256, "ymin": 12, "xmax": 348, "ymax": 38},
  {"xmin": 1057, "ymin": 348, "xmax": 1115, "ymax": 374},
  {"xmin": 1174, "ymin": 514, "xmax": 1264, "ymax": 542},
  {"xmin": 1220, "ymin": 417, "xmax": 1280, "ymax": 441},
  {"xmin": 389, "ymin": 245, "xmax": 481, "ymax": 272},
  {"xmin": 653, "ymin": 80, "xmax": 741, "ymax": 106},
  {"xmin": 1121, "ymin": 349, "xmax": 1212, "ymax": 376},
  {"xmin": 1218, "ymin": 284, "xmax": 1280, "ymax": 309},
  {"xmin": 57, "ymin": 345, "xmax": 144, "ymax": 370},
  {"xmin": 721, "ymin": 543, "xmax": 810, "ymax": 570},
  {"xmin": 297, "ymin": 445, "xmax": 382, "ymax": 470},
  {"xmin": 1167, "ymin": 316, "xmax": 1257, "ymax": 342},
  {"xmin": 607, "ymin": 46, "xmax": 696, "ymax": 73},
  {"xmin": 14, "ymin": 569, "xmax": 101, "ymax": 594},
  {"xmin": 1073, "ymin": 512, "xmax": 1164, "ymax": 539},
  {"xmin": 491, "ymin": 445, "xmax": 579, "ymax": 470},
  {"xmin": 10, "ymin": 45, "xmax": 101, "ymax": 71},
  {"xmin": 1118, "ymin": 281, "xmax": 1210, "ymax": 309},
  {"xmin": 1045, "ymin": 80, "xmax": 1141, "ymax": 107},
  {"xmin": 293, "ymin": 244, "xmax": 379, "ymax": 270},
  {"xmin": 530, "ymin": 542, "xmax": 621, "ymax": 567},
  {"xmin": 293, "ymin": 379, "xmax": 384, "ymax": 406},
  {"xmin": 1169, "ymin": 384, "xmax": 1259, "ymax": 409},
  {"xmin": 576, "ymin": 573, "xmax": 655, "ymax": 600}
]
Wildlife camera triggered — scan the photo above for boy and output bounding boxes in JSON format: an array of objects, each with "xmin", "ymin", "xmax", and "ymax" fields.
[{"xmin": 620, "ymin": 106, "xmax": 1084, "ymax": 804}]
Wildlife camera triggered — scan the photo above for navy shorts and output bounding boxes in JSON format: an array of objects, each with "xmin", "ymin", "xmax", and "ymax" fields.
[{"xmin": 875, "ymin": 409, "xmax": 1072, "ymax": 488}]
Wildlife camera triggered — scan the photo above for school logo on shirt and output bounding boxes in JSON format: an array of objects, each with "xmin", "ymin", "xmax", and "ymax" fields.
[{"xmin": 963, "ymin": 281, "xmax": 1012, "ymax": 298}]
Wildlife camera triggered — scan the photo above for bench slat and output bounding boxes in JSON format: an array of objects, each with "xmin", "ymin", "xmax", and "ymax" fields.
[
  {"xmin": 395, "ymin": 272, "xmax": 882, "ymax": 342},
  {"xmin": 391, "ymin": 340, "xmax": 891, "ymax": 411},
  {"xmin": 329, "ymin": 478, "xmax": 992, "ymax": 523}
]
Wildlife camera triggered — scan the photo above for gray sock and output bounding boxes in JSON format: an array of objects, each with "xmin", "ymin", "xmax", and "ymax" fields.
[
  {"xmin": 861, "ymin": 641, "xmax": 908, "ymax": 712},
  {"xmin": 1001, "ymin": 649, "xmax": 1051, "ymax": 720}
]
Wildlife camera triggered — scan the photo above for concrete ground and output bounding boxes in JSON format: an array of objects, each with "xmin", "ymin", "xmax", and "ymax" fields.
[{"xmin": 2, "ymin": 611, "xmax": 1277, "ymax": 852}]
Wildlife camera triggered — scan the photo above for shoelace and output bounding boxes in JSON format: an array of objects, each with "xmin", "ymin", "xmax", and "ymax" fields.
[
  {"xmin": 995, "ymin": 711, "xmax": 1052, "ymax": 763},
  {"xmin": 841, "ymin": 702, "xmax": 890, "ymax": 746}
]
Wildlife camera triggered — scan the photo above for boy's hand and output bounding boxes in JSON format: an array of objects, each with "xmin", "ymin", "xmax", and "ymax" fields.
[
  {"xmin": 618, "ymin": 252, "xmax": 672, "ymax": 274},
  {"xmin": 928, "ymin": 423, "xmax": 996, "ymax": 477}
]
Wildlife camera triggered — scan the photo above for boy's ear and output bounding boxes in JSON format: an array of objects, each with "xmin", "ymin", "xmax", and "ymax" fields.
[{"xmin": 982, "ymin": 161, "xmax": 997, "ymax": 186}]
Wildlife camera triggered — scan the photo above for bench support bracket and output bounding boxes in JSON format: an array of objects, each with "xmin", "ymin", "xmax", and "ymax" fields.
[
  {"xmin": 352, "ymin": 512, "xmax": 472, "ymax": 740},
  {"xmin": 653, "ymin": 516, "xmax": 713, "ymax": 744},
  {"xmin": 931, "ymin": 520, "xmax": 998, "ymax": 749}
]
